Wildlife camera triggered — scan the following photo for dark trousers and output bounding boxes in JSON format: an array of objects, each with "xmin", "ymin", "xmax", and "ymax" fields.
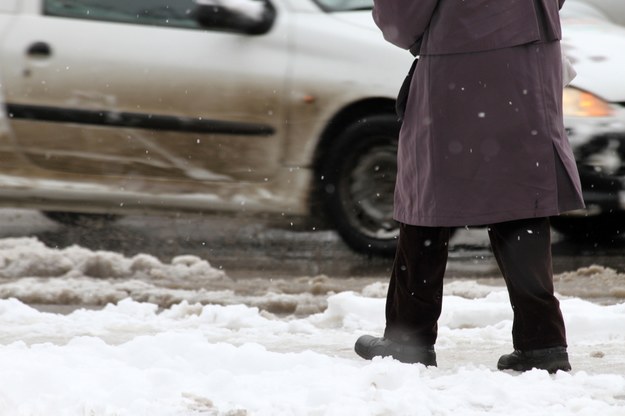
[{"xmin": 384, "ymin": 217, "xmax": 567, "ymax": 351}]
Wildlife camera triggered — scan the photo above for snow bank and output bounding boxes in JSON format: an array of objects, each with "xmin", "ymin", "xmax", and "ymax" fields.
[
  {"xmin": 0, "ymin": 238, "xmax": 338, "ymax": 313},
  {"xmin": 0, "ymin": 237, "xmax": 226, "ymax": 282},
  {"xmin": 0, "ymin": 237, "xmax": 233, "ymax": 307},
  {"xmin": 0, "ymin": 289, "xmax": 624, "ymax": 414},
  {"xmin": 0, "ymin": 237, "xmax": 624, "ymax": 414}
]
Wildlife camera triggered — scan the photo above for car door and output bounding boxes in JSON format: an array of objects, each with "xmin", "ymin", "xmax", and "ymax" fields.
[{"xmin": 0, "ymin": 0, "xmax": 289, "ymax": 193}]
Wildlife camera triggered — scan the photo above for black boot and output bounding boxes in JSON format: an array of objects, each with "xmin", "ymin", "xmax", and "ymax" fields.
[
  {"xmin": 354, "ymin": 335, "xmax": 437, "ymax": 366},
  {"xmin": 497, "ymin": 347, "xmax": 571, "ymax": 373}
]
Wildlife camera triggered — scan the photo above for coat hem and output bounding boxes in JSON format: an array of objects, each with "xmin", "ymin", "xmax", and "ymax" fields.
[{"xmin": 394, "ymin": 203, "xmax": 585, "ymax": 228}]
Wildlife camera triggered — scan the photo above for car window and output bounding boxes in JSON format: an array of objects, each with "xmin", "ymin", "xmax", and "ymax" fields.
[{"xmin": 44, "ymin": 0, "xmax": 201, "ymax": 29}]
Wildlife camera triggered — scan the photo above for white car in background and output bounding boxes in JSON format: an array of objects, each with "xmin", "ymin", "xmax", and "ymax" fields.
[
  {"xmin": 567, "ymin": 0, "xmax": 625, "ymax": 26},
  {"xmin": 0, "ymin": 0, "xmax": 624, "ymax": 256},
  {"xmin": 555, "ymin": 0, "xmax": 625, "ymax": 238}
]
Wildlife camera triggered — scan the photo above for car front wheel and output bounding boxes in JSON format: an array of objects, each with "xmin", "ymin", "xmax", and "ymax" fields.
[{"xmin": 319, "ymin": 115, "xmax": 400, "ymax": 257}]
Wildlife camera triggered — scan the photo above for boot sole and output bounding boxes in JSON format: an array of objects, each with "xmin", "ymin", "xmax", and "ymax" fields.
[
  {"xmin": 498, "ymin": 354, "xmax": 571, "ymax": 373},
  {"xmin": 354, "ymin": 337, "xmax": 437, "ymax": 365}
]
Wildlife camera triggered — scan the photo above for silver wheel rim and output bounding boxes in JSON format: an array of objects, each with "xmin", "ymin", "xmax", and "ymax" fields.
[{"xmin": 341, "ymin": 142, "xmax": 398, "ymax": 240}]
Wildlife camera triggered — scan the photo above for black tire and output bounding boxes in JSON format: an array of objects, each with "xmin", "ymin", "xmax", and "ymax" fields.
[
  {"xmin": 550, "ymin": 213, "xmax": 625, "ymax": 242},
  {"xmin": 319, "ymin": 115, "xmax": 400, "ymax": 257},
  {"xmin": 43, "ymin": 211, "xmax": 119, "ymax": 227}
]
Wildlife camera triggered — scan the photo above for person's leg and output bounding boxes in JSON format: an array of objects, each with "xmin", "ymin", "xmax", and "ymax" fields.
[
  {"xmin": 384, "ymin": 222, "xmax": 450, "ymax": 345},
  {"xmin": 355, "ymin": 222, "xmax": 449, "ymax": 365},
  {"xmin": 488, "ymin": 217, "xmax": 570, "ymax": 372}
]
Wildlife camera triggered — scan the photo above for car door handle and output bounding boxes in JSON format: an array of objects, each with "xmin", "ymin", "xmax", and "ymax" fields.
[{"xmin": 26, "ymin": 42, "xmax": 52, "ymax": 57}]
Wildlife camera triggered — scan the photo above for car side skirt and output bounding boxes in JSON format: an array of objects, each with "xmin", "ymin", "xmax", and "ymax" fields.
[{"xmin": 5, "ymin": 103, "xmax": 276, "ymax": 136}]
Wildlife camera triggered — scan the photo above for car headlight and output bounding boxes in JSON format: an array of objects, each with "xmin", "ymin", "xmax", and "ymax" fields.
[{"xmin": 563, "ymin": 87, "xmax": 614, "ymax": 117}]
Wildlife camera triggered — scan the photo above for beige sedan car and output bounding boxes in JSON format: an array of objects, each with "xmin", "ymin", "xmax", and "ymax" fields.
[
  {"xmin": 0, "ymin": 0, "xmax": 411, "ymax": 256},
  {"xmin": 1, "ymin": 0, "xmax": 625, "ymax": 256}
]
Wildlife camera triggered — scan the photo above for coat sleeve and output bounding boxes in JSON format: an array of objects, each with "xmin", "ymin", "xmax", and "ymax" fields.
[
  {"xmin": 559, "ymin": 0, "xmax": 565, "ymax": 10},
  {"xmin": 372, "ymin": 0, "xmax": 440, "ymax": 51}
]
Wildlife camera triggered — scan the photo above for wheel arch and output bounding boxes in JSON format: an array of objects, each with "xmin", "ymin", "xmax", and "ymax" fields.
[{"xmin": 309, "ymin": 98, "xmax": 396, "ymax": 211}]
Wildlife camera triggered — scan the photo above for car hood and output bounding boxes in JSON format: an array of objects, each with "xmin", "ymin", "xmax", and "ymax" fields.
[
  {"xmin": 563, "ymin": 17, "xmax": 625, "ymax": 103},
  {"xmin": 329, "ymin": 9, "xmax": 625, "ymax": 104}
]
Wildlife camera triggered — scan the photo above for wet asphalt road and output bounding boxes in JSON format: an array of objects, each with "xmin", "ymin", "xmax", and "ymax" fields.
[
  {"xmin": 2, "ymin": 208, "xmax": 625, "ymax": 306},
  {"xmin": 2, "ymin": 208, "xmax": 625, "ymax": 280}
]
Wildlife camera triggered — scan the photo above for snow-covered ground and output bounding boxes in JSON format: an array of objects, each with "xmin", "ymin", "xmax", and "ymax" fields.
[{"xmin": 0, "ymin": 238, "xmax": 624, "ymax": 415}]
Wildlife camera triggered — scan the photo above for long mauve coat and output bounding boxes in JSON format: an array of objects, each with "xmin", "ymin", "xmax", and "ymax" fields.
[{"xmin": 373, "ymin": 0, "xmax": 585, "ymax": 226}]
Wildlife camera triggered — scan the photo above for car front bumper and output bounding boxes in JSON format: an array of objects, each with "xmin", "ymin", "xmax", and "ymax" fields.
[{"xmin": 565, "ymin": 130, "xmax": 625, "ymax": 217}]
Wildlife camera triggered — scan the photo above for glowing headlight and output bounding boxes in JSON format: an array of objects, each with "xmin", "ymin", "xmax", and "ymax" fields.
[{"xmin": 563, "ymin": 87, "xmax": 614, "ymax": 117}]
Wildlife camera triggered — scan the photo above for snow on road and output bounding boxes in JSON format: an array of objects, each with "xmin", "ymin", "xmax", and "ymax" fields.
[{"xmin": 0, "ymin": 237, "xmax": 624, "ymax": 415}]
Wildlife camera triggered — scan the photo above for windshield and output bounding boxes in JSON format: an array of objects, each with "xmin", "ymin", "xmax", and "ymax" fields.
[{"xmin": 315, "ymin": 0, "xmax": 373, "ymax": 12}]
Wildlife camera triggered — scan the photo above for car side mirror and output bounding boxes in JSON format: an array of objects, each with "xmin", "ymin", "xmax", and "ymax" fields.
[{"xmin": 192, "ymin": 0, "xmax": 276, "ymax": 35}]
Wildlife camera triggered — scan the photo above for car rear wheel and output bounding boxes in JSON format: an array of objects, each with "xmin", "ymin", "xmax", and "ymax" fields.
[{"xmin": 319, "ymin": 115, "xmax": 400, "ymax": 257}]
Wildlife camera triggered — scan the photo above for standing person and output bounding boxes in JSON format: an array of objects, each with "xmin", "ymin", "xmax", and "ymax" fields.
[{"xmin": 354, "ymin": 0, "xmax": 584, "ymax": 373}]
